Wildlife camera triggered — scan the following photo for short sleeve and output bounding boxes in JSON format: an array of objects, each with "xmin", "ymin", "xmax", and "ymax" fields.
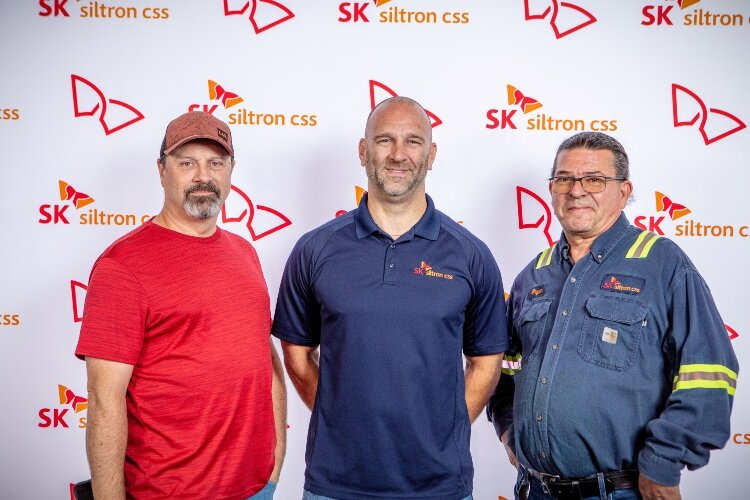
[
  {"xmin": 75, "ymin": 257, "xmax": 148, "ymax": 364},
  {"xmin": 272, "ymin": 237, "xmax": 321, "ymax": 346},
  {"xmin": 462, "ymin": 242, "xmax": 509, "ymax": 356}
]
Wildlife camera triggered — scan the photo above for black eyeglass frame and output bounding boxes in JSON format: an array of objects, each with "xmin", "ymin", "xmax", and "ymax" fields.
[{"xmin": 547, "ymin": 175, "xmax": 627, "ymax": 194}]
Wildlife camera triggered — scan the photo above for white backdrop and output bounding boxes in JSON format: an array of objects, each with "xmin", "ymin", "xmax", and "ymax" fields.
[{"xmin": 0, "ymin": 1, "xmax": 747, "ymax": 498}]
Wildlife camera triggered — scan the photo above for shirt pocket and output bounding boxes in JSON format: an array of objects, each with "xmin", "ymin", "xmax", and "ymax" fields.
[
  {"xmin": 516, "ymin": 299, "xmax": 552, "ymax": 361},
  {"xmin": 577, "ymin": 295, "xmax": 648, "ymax": 371}
]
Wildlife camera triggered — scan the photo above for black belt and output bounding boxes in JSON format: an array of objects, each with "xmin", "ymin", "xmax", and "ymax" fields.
[{"xmin": 524, "ymin": 466, "xmax": 639, "ymax": 500}]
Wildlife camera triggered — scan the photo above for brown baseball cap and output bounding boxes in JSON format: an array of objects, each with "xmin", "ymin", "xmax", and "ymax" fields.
[{"xmin": 160, "ymin": 111, "xmax": 234, "ymax": 158}]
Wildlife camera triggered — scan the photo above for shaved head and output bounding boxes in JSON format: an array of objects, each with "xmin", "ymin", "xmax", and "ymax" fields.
[{"xmin": 365, "ymin": 96, "xmax": 432, "ymax": 143}]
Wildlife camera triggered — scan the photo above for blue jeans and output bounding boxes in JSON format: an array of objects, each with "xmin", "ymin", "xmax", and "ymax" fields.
[
  {"xmin": 303, "ymin": 490, "xmax": 472, "ymax": 500},
  {"xmin": 514, "ymin": 468, "xmax": 641, "ymax": 500},
  {"xmin": 247, "ymin": 480, "xmax": 277, "ymax": 500}
]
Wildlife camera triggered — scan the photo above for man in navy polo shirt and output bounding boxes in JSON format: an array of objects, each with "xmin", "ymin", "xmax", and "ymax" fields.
[{"xmin": 273, "ymin": 96, "xmax": 508, "ymax": 500}]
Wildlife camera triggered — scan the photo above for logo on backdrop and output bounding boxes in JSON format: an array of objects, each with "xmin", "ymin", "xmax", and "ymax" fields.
[
  {"xmin": 38, "ymin": 180, "xmax": 152, "ymax": 226},
  {"xmin": 633, "ymin": 190, "xmax": 749, "ymax": 238},
  {"xmin": 338, "ymin": 0, "xmax": 470, "ymax": 25},
  {"xmin": 336, "ymin": 186, "xmax": 367, "ymax": 217},
  {"xmin": 726, "ymin": 324, "xmax": 739, "ymax": 341},
  {"xmin": 0, "ymin": 313, "xmax": 20, "ymax": 327},
  {"xmin": 71, "ymin": 75, "xmax": 145, "ymax": 135},
  {"xmin": 369, "ymin": 80, "xmax": 442, "ymax": 127},
  {"xmin": 671, "ymin": 84, "xmax": 746, "ymax": 145},
  {"xmin": 0, "ymin": 107, "xmax": 19, "ymax": 120},
  {"xmin": 223, "ymin": 0, "xmax": 295, "ymax": 34},
  {"xmin": 486, "ymin": 84, "xmax": 618, "ymax": 132},
  {"xmin": 38, "ymin": 385, "xmax": 88, "ymax": 429},
  {"xmin": 641, "ymin": 0, "xmax": 746, "ymax": 27},
  {"xmin": 517, "ymin": 186, "xmax": 555, "ymax": 247},
  {"xmin": 39, "ymin": 0, "xmax": 169, "ymax": 19},
  {"xmin": 189, "ymin": 79, "xmax": 318, "ymax": 127},
  {"xmin": 524, "ymin": 0, "xmax": 597, "ymax": 38},
  {"xmin": 220, "ymin": 184, "xmax": 292, "ymax": 241},
  {"xmin": 71, "ymin": 280, "xmax": 88, "ymax": 323}
]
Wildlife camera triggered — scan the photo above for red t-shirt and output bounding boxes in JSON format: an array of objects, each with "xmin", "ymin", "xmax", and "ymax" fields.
[{"xmin": 76, "ymin": 222, "xmax": 275, "ymax": 499}]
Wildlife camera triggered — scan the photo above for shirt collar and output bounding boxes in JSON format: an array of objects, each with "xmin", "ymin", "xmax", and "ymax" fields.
[
  {"xmin": 355, "ymin": 193, "xmax": 440, "ymax": 241},
  {"xmin": 556, "ymin": 212, "xmax": 630, "ymax": 264}
]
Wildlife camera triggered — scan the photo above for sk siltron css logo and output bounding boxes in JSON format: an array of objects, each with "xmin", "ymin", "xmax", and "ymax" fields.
[
  {"xmin": 190, "ymin": 79, "xmax": 318, "ymax": 127},
  {"xmin": 0, "ymin": 312, "xmax": 20, "ymax": 327},
  {"xmin": 38, "ymin": 180, "xmax": 152, "ymax": 226},
  {"xmin": 524, "ymin": 0, "xmax": 597, "ymax": 38},
  {"xmin": 486, "ymin": 84, "xmax": 618, "ymax": 132},
  {"xmin": 370, "ymin": 80, "xmax": 442, "ymax": 127},
  {"xmin": 516, "ymin": 186, "xmax": 555, "ymax": 247},
  {"xmin": 40, "ymin": 0, "xmax": 169, "ymax": 19},
  {"xmin": 642, "ymin": 0, "xmax": 746, "ymax": 27},
  {"xmin": 634, "ymin": 190, "xmax": 749, "ymax": 238},
  {"xmin": 38, "ymin": 385, "xmax": 88, "ymax": 429},
  {"xmin": 224, "ymin": 0, "xmax": 295, "ymax": 34},
  {"xmin": 413, "ymin": 262, "xmax": 454, "ymax": 280},
  {"xmin": 220, "ymin": 184, "xmax": 292, "ymax": 241},
  {"xmin": 339, "ymin": 0, "xmax": 470, "ymax": 25},
  {"xmin": 71, "ymin": 75, "xmax": 145, "ymax": 135},
  {"xmin": 0, "ymin": 107, "xmax": 19, "ymax": 120},
  {"xmin": 672, "ymin": 84, "xmax": 746, "ymax": 145}
]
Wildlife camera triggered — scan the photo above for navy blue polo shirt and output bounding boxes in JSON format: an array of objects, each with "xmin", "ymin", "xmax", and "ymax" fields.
[{"xmin": 272, "ymin": 194, "xmax": 508, "ymax": 500}]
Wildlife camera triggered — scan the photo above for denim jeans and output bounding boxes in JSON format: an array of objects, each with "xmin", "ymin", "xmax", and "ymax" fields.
[
  {"xmin": 246, "ymin": 480, "xmax": 277, "ymax": 500},
  {"xmin": 302, "ymin": 490, "xmax": 472, "ymax": 500},
  {"xmin": 514, "ymin": 468, "xmax": 641, "ymax": 500}
]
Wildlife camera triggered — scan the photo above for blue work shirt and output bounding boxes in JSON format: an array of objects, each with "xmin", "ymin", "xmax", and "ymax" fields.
[
  {"xmin": 488, "ymin": 213, "xmax": 738, "ymax": 486},
  {"xmin": 273, "ymin": 194, "xmax": 508, "ymax": 500}
]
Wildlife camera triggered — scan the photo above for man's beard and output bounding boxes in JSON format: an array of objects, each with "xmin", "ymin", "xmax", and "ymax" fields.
[
  {"xmin": 365, "ymin": 152, "xmax": 430, "ymax": 198},
  {"xmin": 183, "ymin": 182, "xmax": 222, "ymax": 219}
]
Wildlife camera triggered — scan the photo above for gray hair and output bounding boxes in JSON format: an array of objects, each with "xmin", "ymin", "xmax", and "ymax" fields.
[{"xmin": 551, "ymin": 132, "xmax": 629, "ymax": 179}]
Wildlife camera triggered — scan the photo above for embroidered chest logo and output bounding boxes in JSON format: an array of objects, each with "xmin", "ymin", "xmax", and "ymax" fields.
[
  {"xmin": 600, "ymin": 275, "xmax": 645, "ymax": 294},
  {"xmin": 413, "ymin": 261, "xmax": 454, "ymax": 280},
  {"xmin": 528, "ymin": 286, "xmax": 546, "ymax": 299}
]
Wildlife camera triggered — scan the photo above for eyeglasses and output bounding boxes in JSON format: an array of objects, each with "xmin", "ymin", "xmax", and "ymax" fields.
[{"xmin": 548, "ymin": 175, "xmax": 626, "ymax": 194}]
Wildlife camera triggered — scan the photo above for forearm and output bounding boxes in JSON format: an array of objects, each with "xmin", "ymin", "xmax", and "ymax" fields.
[
  {"xmin": 270, "ymin": 342, "xmax": 287, "ymax": 482},
  {"xmin": 86, "ymin": 390, "xmax": 128, "ymax": 499},
  {"xmin": 464, "ymin": 353, "xmax": 503, "ymax": 423},
  {"xmin": 282, "ymin": 342, "xmax": 319, "ymax": 411}
]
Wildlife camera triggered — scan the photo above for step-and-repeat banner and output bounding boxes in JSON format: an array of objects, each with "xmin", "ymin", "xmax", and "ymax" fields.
[{"xmin": 1, "ymin": 1, "xmax": 747, "ymax": 498}]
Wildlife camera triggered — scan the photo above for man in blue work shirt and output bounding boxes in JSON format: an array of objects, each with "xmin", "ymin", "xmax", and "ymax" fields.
[
  {"xmin": 488, "ymin": 132, "xmax": 738, "ymax": 500},
  {"xmin": 273, "ymin": 96, "xmax": 508, "ymax": 500}
]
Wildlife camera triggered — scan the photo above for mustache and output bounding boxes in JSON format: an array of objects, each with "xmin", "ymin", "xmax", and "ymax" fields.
[{"xmin": 184, "ymin": 182, "xmax": 220, "ymax": 197}]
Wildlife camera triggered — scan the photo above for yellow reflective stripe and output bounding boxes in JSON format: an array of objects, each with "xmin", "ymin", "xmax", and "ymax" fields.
[
  {"xmin": 626, "ymin": 230, "xmax": 660, "ymax": 259},
  {"xmin": 625, "ymin": 231, "xmax": 648, "ymax": 258},
  {"xmin": 501, "ymin": 354, "xmax": 522, "ymax": 376},
  {"xmin": 639, "ymin": 232, "xmax": 661, "ymax": 258},
  {"xmin": 535, "ymin": 244, "xmax": 556, "ymax": 269},
  {"xmin": 672, "ymin": 364, "xmax": 738, "ymax": 395},
  {"xmin": 679, "ymin": 364, "xmax": 737, "ymax": 379},
  {"xmin": 673, "ymin": 380, "xmax": 736, "ymax": 396},
  {"xmin": 505, "ymin": 353, "xmax": 522, "ymax": 362}
]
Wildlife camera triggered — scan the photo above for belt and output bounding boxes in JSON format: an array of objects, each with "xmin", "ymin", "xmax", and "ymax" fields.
[{"xmin": 523, "ymin": 466, "xmax": 639, "ymax": 500}]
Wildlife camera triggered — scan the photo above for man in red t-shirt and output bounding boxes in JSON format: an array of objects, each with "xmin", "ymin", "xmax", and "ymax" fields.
[{"xmin": 75, "ymin": 111, "xmax": 286, "ymax": 499}]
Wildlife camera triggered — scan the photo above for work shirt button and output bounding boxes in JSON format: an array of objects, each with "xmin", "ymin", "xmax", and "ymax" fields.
[
  {"xmin": 540, "ymin": 451, "xmax": 547, "ymax": 458},
  {"xmin": 562, "ymin": 310, "xmax": 568, "ymax": 316},
  {"xmin": 541, "ymin": 377, "xmax": 547, "ymax": 384},
  {"xmin": 389, "ymin": 263, "xmax": 394, "ymax": 268},
  {"xmin": 552, "ymin": 344, "xmax": 559, "ymax": 350},
  {"xmin": 570, "ymin": 277, "xmax": 576, "ymax": 283},
  {"xmin": 597, "ymin": 254, "xmax": 603, "ymax": 259},
  {"xmin": 536, "ymin": 415, "xmax": 542, "ymax": 421},
  {"xmin": 390, "ymin": 244, "xmax": 395, "ymax": 248}
]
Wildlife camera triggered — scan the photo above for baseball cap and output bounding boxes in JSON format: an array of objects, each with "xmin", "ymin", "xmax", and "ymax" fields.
[{"xmin": 160, "ymin": 111, "xmax": 234, "ymax": 158}]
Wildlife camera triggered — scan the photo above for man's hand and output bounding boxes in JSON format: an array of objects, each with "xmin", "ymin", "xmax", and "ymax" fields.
[
  {"xmin": 639, "ymin": 473, "xmax": 681, "ymax": 500},
  {"xmin": 501, "ymin": 430, "xmax": 519, "ymax": 469}
]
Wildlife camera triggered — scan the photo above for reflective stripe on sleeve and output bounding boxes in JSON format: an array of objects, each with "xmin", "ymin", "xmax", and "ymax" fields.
[
  {"xmin": 672, "ymin": 364, "xmax": 737, "ymax": 395},
  {"xmin": 626, "ymin": 230, "xmax": 660, "ymax": 259},
  {"xmin": 535, "ymin": 244, "xmax": 556, "ymax": 269},
  {"xmin": 501, "ymin": 353, "xmax": 522, "ymax": 376}
]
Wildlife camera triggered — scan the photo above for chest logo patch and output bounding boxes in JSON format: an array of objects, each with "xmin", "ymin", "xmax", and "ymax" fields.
[
  {"xmin": 600, "ymin": 275, "xmax": 644, "ymax": 294},
  {"xmin": 528, "ymin": 286, "xmax": 546, "ymax": 299},
  {"xmin": 413, "ymin": 261, "xmax": 454, "ymax": 280},
  {"xmin": 602, "ymin": 326, "xmax": 619, "ymax": 344}
]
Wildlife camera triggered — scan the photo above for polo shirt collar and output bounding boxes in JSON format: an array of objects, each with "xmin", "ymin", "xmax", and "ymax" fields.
[
  {"xmin": 355, "ymin": 193, "xmax": 440, "ymax": 241},
  {"xmin": 556, "ymin": 212, "xmax": 630, "ymax": 264}
]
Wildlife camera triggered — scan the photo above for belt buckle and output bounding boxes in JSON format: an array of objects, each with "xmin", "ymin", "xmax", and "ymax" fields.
[{"xmin": 539, "ymin": 472, "xmax": 562, "ymax": 496}]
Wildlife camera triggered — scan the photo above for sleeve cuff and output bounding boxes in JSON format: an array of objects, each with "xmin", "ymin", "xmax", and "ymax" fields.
[{"xmin": 638, "ymin": 447, "xmax": 683, "ymax": 487}]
